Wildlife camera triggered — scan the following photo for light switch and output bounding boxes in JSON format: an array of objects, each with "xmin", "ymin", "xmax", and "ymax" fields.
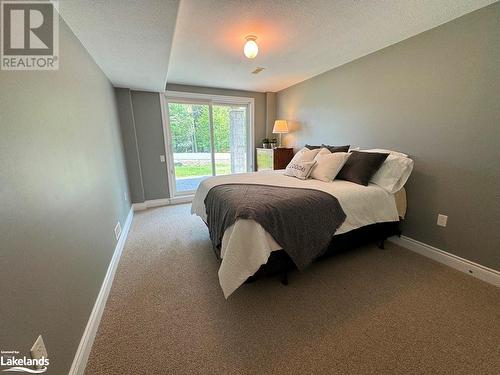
[{"xmin": 160, "ymin": 155, "xmax": 166, "ymax": 163}]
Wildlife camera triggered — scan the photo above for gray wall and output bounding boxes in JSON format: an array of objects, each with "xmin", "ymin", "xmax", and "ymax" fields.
[
  {"xmin": 130, "ymin": 91, "xmax": 170, "ymax": 200},
  {"xmin": 265, "ymin": 92, "xmax": 277, "ymax": 137},
  {"xmin": 115, "ymin": 88, "xmax": 145, "ymax": 203},
  {"xmin": 0, "ymin": 17, "xmax": 131, "ymax": 375},
  {"xmin": 115, "ymin": 89, "xmax": 170, "ymax": 202},
  {"xmin": 277, "ymin": 3, "xmax": 500, "ymax": 270}
]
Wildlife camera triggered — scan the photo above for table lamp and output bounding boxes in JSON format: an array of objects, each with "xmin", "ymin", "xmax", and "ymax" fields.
[{"xmin": 272, "ymin": 120, "xmax": 289, "ymax": 148}]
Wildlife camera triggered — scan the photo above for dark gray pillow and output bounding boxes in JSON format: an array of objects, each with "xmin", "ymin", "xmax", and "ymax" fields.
[
  {"xmin": 322, "ymin": 144, "xmax": 350, "ymax": 153},
  {"xmin": 337, "ymin": 151, "xmax": 389, "ymax": 186},
  {"xmin": 305, "ymin": 144, "xmax": 322, "ymax": 150},
  {"xmin": 305, "ymin": 144, "xmax": 350, "ymax": 152}
]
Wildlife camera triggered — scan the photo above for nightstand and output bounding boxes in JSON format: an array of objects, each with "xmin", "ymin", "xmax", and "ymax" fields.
[{"xmin": 256, "ymin": 148, "xmax": 294, "ymax": 171}]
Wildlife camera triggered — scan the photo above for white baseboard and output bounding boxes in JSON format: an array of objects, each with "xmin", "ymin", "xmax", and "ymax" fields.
[
  {"xmin": 132, "ymin": 198, "xmax": 169, "ymax": 211},
  {"xmin": 389, "ymin": 235, "xmax": 500, "ymax": 287},
  {"xmin": 131, "ymin": 202, "xmax": 148, "ymax": 211},
  {"xmin": 169, "ymin": 195, "xmax": 194, "ymax": 205},
  {"xmin": 132, "ymin": 195, "xmax": 193, "ymax": 211},
  {"xmin": 68, "ymin": 207, "xmax": 134, "ymax": 375}
]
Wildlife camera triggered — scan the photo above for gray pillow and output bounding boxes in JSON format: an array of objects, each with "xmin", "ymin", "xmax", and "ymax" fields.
[
  {"xmin": 304, "ymin": 144, "xmax": 322, "ymax": 150},
  {"xmin": 305, "ymin": 144, "xmax": 350, "ymax": 153},
  {"xmin": 322, "ymin": 144, "xmax": 350, "ymax": 153},
  {"xmin": 337, "ymin": 151, "xmax": 389, "ymax": 186}
]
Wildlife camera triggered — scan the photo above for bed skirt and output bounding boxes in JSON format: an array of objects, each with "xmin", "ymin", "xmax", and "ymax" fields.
[{"xmin": 242, "ymin": 220, "xmax": 402, "ymax": 281}]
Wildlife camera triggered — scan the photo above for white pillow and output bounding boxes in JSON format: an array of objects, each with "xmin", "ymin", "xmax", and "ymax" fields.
[
  {"xmin": 370, "ymin": 154, "xmax": 414, "ymax": 193},
  {"xmin": 316, "ymin": 147, "xmax": 331, "ymax": 156},
  {"xmin": 284, "ymin": 160, "xmax": 317, "ymax": 180},
  {"xmin": 289, "ymin": 147, "xmax": 321, "ymax": 164},
  {"xmin": 310, "ymin": 152, "xmax": 350, "ymax": 182}
]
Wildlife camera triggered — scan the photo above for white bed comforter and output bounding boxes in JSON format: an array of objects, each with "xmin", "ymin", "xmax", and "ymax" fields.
[{"xmin": 191, "ymin": 170, "xmax": 400, "ymax": 298}]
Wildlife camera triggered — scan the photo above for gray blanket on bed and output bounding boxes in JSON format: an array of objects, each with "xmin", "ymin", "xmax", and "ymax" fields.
[{"xmin": 204, "ymin": 183, "xmax": 346, "ymax": 270}]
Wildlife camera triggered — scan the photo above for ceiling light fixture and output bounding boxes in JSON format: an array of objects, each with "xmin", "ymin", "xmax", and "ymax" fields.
[{"xmin": 244, "ymin": 35, "xmax": 258, "ymax": 59}]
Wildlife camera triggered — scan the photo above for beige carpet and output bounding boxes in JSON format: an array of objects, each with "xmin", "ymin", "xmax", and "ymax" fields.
[{"xmin": 85, "ymin": 204, "xmax": 500, "ymax": 375}]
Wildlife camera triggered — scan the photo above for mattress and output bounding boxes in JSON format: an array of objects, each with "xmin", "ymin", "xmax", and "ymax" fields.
[{"xmin": 192, "ymin": 170, "xmax": 401, "ymax": 298}]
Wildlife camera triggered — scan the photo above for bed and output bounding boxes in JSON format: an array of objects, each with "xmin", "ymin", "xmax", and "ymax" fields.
[{"xmin": 192, "ymin": 169, "xmax": 407, "ymax": 298}]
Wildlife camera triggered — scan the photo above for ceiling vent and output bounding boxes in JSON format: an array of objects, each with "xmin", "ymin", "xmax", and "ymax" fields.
[{"xmin": 252, "ymin": 67, "xmax": 265, "ymax": 74}]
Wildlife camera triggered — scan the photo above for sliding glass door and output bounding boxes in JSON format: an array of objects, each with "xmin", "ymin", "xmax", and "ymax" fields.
[{"xmin": 164, "ymin": 96, "xmax": 252, "ymax": 196}]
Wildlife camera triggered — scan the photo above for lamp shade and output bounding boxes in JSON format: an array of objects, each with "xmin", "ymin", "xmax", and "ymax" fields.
[{"xmin": 272, "ymin": 120, "xmax": 289, "ymax": 134}]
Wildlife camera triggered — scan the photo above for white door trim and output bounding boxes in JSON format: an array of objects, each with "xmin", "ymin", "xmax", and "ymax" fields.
[
  {"xmin": 159, "ymin": 93, "xmax": 176, "ymax": 198},
  {"xmin": 165, "ymin": 90, "xmax": 256, "ymax": 105}
]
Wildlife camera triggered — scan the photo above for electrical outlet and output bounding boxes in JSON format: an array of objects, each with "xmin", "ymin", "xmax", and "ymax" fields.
[
  {"xmin": 160, "ymin": 155, "xmax": 166, "ymax": 163},
  {"xmin": 30, "ymin": 335, "xmax": 47, "ymax": 369},
  {"xmin": 114, "ymin": 222, "xmax": 121, "ymax": 240},
  {"xmin": 437, "ymin": 214, "xmax": 448, "ymax": 227}
]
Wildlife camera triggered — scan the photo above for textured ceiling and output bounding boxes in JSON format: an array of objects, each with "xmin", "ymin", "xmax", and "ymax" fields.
[
  {"xmin": 58, "ymin": 0, "xmax": 180, "ymax": 91},
  {"xmin": 59, "ymin": 0, "xmax": 497, "ymax": 93},
  {"xmin": 167, "ymin": 0, "xmax": 497, "ymax": 92}
]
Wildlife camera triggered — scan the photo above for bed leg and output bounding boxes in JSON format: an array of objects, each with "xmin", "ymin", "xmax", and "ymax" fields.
[
  {"xmin": 378, "ymin": 239, "xmax": 385, "ymax": 250},
  {"xmin": 281, "ymin": 269, "xmax": 289, "ymax": 286}
]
